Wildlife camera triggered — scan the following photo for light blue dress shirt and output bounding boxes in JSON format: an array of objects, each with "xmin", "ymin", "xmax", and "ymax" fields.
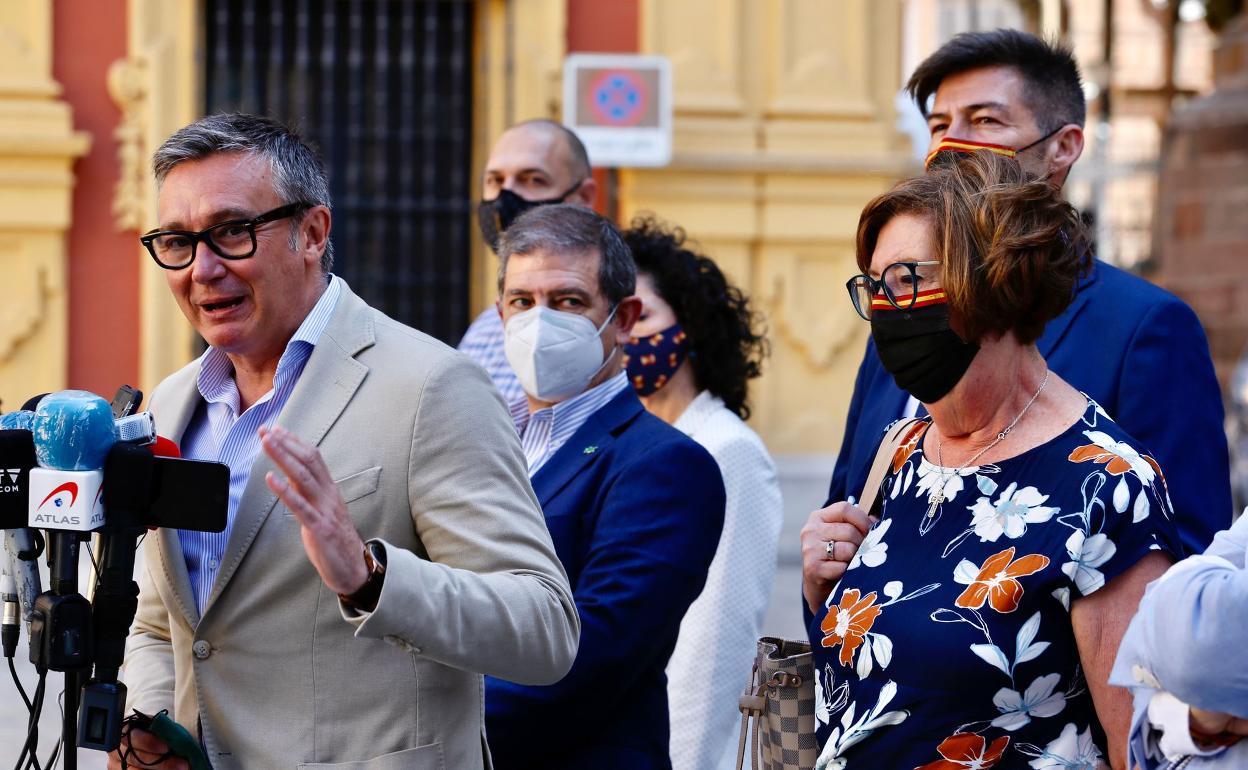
[
  {"xmin": 510, "ymin": 372, "xmax": 628, "ymax": 477},
  {"xmin": 1111, "ymin": 510, "xmax": 1248, "ymax": 769},
  {"xmin": 458, "ymin": 307, "xmax": 525, "ymax": 406},
  {"xmin": 177, "ymin": 276, "xmax": 341, "ymax": 613}
]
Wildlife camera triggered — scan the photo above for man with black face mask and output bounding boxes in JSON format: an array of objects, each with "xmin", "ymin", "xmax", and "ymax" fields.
[
  {"xmin": 459, "ymin": 120, "xmax": 598, "ymax": 404},
  {"xmin": 821, "ymin": 29, "xmax": 1229, "ymax": 561}
]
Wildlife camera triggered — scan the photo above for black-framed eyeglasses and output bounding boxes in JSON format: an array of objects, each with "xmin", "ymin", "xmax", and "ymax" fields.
[
  {"xmin": 845, "ymin": 260, "xmax": 941, "ymax": 320},
  {"xmin": 139, "ymin": 202, "xmax": 314, "ymax": 269}
]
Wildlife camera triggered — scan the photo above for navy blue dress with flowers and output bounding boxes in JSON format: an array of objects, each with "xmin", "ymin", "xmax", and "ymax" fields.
[{"xmin": 806, "ymin": 397, "xmax": 1181, "ymax": 770}]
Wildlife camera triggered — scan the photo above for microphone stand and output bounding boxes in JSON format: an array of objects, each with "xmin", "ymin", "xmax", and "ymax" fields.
[{"xmin": 33, "ymin": 529, "xmax": 91, "ymax": 770}]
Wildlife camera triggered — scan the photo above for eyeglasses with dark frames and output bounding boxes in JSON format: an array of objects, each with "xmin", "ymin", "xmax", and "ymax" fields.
[
  {"xmin": 140, "ymin": 201, "xmax": 314, "ymax": 269},
  {"xmin": 845, "ymin": 260, "xmax": 942, "ymax": 320}
]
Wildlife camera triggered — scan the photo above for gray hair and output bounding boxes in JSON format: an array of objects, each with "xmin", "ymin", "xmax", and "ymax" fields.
[
  {"xmin": 152, "ymin": 113, "xmax": 334, "ymax": 272},
  {"xmin": 497, "ymin": 204, "xmax": 636, "ymax": 305}
]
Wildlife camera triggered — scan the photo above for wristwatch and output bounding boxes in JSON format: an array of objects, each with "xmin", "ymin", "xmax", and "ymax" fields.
[{"xmin": 338, "ymin": 540, "xmax": 387, "ymax": 612}]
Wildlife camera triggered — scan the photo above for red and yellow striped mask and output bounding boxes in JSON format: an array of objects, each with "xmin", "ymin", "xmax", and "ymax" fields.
[
  {"xmin": 924, "ymin": 137, "xmax": 1018, "ymax": 169},
  {"xmin": 871, "ymin": 288, "xmax": 948, "ymax": 313}
]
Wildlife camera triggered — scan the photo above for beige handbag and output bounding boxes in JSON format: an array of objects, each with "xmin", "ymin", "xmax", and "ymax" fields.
[{"xmin": 734, "ymin": 418, "xmax": 923, "ymax": 770}]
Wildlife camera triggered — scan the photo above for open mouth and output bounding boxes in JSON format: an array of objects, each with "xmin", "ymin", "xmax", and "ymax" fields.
[{"xmin": 201, "ymin": 297, "xmax": 244, "ymax": 312}]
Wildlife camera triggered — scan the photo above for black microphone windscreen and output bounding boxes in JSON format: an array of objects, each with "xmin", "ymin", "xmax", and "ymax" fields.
[{"xmin": 20, "ymin": 394, "xmax": 50, "ymax": 412}]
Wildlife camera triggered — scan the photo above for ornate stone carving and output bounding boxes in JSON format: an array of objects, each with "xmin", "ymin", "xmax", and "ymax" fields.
[
  {"xmin": 0, "ymin": 240, "xmax": 51, "ymax": 367},
  {"xmin": 107, "ymin": 54, "xmax": 149, "ymax": 233}
]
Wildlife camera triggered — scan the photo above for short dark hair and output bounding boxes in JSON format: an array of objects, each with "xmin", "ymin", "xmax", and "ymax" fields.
[
  {"xmin": 906, "ymin": 29, "xmax": 1086, "ymax": 132},
  {"xmin": 625, "ymin": 215, "xmax": 768, "ymax": 420},
  {"xmin": 153, "ymin": 113, "xmax": 334, "ymax": 272},
  {"xmin": 514, "ymin": 118, "xmax": 592, "ymax": 180},
  {"xmin": 497, "ymin": 204, "xmax": 635, "ymax": 305},
  {"xmin": 856, "ymin": 150, "xmax": 1090, "ymax": 345}
]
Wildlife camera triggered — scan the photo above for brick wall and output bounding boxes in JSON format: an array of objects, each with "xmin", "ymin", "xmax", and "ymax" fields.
[{"xmin": 1154, "ymin": 12, "xmax": 1248, "ymax": 391}]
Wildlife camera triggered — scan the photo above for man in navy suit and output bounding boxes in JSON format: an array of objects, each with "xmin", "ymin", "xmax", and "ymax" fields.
[
  {"xmin": 483, "ymin": 204, "xmax": 726, "ymax": 769},
  {"xmin": 826, "ymin": 29, "xmax": 1230, "ymax": 555}
]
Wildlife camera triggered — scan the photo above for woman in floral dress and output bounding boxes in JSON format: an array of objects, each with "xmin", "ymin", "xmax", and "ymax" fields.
[{"xmin": 801, "ymin": 151, "xmax": 1181, "ymax": 770}]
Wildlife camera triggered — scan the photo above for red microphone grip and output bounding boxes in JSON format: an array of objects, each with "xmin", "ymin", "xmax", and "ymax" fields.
[{"xmin": 148, "ymin": 436, "xmax": 181, "ymax": 458}]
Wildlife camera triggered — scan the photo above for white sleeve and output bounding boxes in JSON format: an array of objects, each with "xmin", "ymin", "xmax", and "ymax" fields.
[{"xmin": 667, "ymin": 431, "xmax": 783, "ymax": 770}]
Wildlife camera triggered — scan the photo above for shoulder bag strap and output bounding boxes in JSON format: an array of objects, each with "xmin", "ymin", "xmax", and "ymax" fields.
[{"xmin": 856, "ymin": 417, "xmax": 923, "ymax": 517}]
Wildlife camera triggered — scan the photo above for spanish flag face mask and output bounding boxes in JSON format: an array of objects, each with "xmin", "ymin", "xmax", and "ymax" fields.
[{"xmin": 923, "ymin": 128, "xmax": 1061, "ymax": 170}]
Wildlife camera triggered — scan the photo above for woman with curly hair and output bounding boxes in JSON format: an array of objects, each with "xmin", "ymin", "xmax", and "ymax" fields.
[
  {"xmin": 800, "ymin": 151, "xmax": 1180, "ymax": 770},
  {"xmin": 622, "ymin": 215, "xmax": 783, "ymax": 770}
]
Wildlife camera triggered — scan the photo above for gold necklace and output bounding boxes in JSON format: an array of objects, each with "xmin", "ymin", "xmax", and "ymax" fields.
[{"xmin": 925, "ymin": 369, "xmax": 1050, "ymax": 518}]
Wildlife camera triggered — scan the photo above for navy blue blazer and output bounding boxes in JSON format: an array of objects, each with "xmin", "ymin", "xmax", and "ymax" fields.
[
  {"xmin": 485, "ymin": 388, "xmax": 726, "ymax": 770},
  {"xmin": 827, "ymin": 260, "xmax": 1231, "ymax": 556}
]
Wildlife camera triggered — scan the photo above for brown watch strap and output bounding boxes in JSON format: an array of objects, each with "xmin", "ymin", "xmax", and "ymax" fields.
[{"xmin": 339, "ymin": 541, "xmax": 385, "ymax": 612}]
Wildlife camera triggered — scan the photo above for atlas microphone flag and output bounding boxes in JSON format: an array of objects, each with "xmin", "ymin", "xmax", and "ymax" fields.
[{"xmin": 28, "ymin": 391, "xmax": 117, "ymax": 533}]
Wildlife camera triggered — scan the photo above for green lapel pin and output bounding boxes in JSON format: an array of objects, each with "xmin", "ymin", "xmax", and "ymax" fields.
[{"xmin": 583, "ymin": 445, "xmax": 598, "ymax": 455}]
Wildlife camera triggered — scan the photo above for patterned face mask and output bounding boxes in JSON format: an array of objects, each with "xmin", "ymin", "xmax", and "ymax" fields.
[
  {"xmin": 623, "ymin": 323, "xmax": 689, "ymax": 397},
  {"xmin": 924, "ymin": 129, "xmax": 1060, "ymax": 170}
]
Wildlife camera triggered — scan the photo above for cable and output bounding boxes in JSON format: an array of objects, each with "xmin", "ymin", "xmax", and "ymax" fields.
[
  {"xmin": 14, "ymin": 669, "xmax": 46, "ymax": 770},
  {"xmin": 116, "ymin": 712, "xmax": 179, "ymax": 769},
  {"xmin": 7, "ymin": 656, "xmax": 31, "ymax": 712},
  {"xmin": 31, "ymin": 689, "xmax": 65, "ymax": 770},
  {"xmin": 37, "ymin": 739, "xmax": 60, "ymax": 770}
]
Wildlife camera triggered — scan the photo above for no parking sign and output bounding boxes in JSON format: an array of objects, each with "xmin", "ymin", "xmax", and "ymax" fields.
[{"xmin": 563, "ymin": 54, "xmax": 672, "ymax": 168}]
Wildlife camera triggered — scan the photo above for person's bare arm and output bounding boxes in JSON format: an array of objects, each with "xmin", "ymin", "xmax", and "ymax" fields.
[{"xmin": 1072, "ymin": 551, "xmax": 1173, "ymax": 770}]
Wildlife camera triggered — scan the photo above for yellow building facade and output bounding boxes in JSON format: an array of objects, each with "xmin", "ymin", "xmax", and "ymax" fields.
[
  {"xmin": 475, "ymin": 0, "xmax": 911, "ymax": 454},
  {"xmin": 0, "ymin": 0, "xmax": 910, "ymax": 459},
  {"xmin": 0, "ymin": 0, "xmax": 89, "ymax": 406}
]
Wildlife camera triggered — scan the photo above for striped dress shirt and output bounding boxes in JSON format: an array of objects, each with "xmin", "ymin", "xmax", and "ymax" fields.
[
  {"xmin": 510, "ymin": 372, "xmax": 629, "ymax": 477},
  {"xmin": 178, "ymin": 276, "xmax": 341, "ymax": 613},
  {"xmin": 458, "ymin": 307, "xmax": 525, "ymax": 406}
]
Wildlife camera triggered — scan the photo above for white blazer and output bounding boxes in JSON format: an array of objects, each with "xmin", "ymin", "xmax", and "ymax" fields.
[{"xmin": 666, "ymin": 391, "xmax": 784, "ymax": 770}]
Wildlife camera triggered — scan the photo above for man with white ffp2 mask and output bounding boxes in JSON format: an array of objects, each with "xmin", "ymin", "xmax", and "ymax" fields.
[{"xmin": 484, "ymin": 204, "xmax": 726, "ymax": 769}]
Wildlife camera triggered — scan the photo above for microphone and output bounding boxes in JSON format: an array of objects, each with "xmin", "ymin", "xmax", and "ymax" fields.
[
  {"xmin": 114, "ymin": 412, "xmax": 156, "ymax": 446},
  {"xmin": 20, "ymin": 393, "xmax": 50, "ymax": 413},
  {"xmin": 28, "ymin": 391, "xmax": 116, "ymax": 533},
  {"xmin": 2, "ymin": 572, "xmax": 18, "ymax": 658},
  {"xmin": 148, "ymin": 436, "xmax": 181, "ymax": 458},
  {"xmin": 0, "ymin": 409, "xmax": 35, "ymax": 431},
  {"xmin": 0, "ymin": 428, "xmax": 37, "ymax": 530}
]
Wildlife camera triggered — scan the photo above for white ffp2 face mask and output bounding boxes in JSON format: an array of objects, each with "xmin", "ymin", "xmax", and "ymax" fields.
[{"xmin": 503, "ymin": 305, "xmax": 618, "ymax": 403}]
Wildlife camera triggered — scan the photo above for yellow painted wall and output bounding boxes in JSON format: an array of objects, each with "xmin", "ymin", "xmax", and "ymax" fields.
[
  {"xmin": 625, "ymin": 0, "xmax": 911, "ymax": 453},
  {"xmin": 0, "ymin": 0, "xmax": 89, "ymax": 408},
  {"xmin": 471, "ymin": 0, "xmax": 911, "ymax": 455}
]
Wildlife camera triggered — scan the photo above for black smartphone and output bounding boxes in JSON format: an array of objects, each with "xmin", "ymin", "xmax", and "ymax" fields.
[{"xmin": 109, "ymin": 385, "xmax": 143, "ymax": 419}]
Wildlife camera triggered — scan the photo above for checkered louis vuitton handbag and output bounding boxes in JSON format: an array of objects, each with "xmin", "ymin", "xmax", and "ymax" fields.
[
  {"xmin": 734, "ymin": 418, "xmax": 923, "ymax": 770},
  {"xmin": 734, "ymin": 637, "xmax": 817, "ymax": 770}
]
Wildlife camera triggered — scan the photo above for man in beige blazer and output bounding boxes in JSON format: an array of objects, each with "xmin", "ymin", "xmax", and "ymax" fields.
[{"xmin": 114, "ymin": 113, "xmax": 578, "ymax": 770}]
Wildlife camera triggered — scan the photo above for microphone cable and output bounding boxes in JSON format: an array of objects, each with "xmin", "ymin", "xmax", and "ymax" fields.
[{"xmin": 13, "ymin": 666, "xmax": 46, "ymax": 770}]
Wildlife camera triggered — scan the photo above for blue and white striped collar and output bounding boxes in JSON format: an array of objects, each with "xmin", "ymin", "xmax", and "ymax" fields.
[
  {"xmin": 510, "ymin": 371, "xmax": 630, "ymax": 437},
  {"xmin": 196, "ymin": 274, "xmax": 342, "ymax": 411}
]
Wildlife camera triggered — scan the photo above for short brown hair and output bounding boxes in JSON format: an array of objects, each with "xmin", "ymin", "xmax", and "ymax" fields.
[{"xmin": 856, "ymin": 151, "xmax": 1090, "ymax": 345}]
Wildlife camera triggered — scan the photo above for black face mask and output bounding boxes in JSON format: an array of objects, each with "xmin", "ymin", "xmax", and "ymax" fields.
[
  {"xmin": 870, "ymin": 302, "xmax": 979, "ymax": 404},
  {"xmin": 477, "ymin": 181, "xmax": 584, "ymax": 253}
]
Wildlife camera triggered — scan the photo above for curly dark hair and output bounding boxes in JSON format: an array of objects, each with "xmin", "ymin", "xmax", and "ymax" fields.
[{"xmin": 623, "ymin": 215, "xmax": 768, "ymax": 420}]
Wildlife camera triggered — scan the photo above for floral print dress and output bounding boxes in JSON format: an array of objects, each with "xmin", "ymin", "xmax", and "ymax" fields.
[{"xmin": 806, "ymin": 398, "xmax": 1182, "ymax": 770}]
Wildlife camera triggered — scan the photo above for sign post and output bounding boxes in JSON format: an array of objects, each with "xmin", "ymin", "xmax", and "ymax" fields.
[{"xmin": 562, "ymin": 53, "xmax": 673, "ymax": 169}]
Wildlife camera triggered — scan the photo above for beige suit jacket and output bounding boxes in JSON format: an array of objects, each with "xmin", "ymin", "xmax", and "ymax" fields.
[{"xmin": 122, "ymin": 281, "xmax": 578, "ymax": 769}]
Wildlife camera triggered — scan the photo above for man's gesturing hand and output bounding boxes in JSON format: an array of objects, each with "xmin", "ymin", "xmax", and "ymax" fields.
[
  {"xmin": 260, "ymin": 425, "xmax": 368, "ymax": 596},
  {"xmin": 801, "ymin": 501, "xmax": 873, "ymax": 614}
]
